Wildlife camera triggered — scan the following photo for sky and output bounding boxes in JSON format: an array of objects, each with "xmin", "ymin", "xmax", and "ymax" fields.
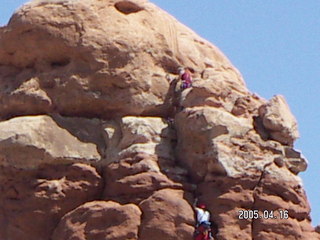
[{"xmin": 1, "ymin": 0, "xmax": 319, "ymax": 226}]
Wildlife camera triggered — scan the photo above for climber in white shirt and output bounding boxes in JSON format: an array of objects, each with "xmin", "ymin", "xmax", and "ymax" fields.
[
  {"xmin": 194, "ymin": 201, "xmax": 211, "ymax": 226},
  {"xmin": 195, "ymin": 203, "xmax": 210, "ymax": 225},
  {"xmin": 193, "ymin": 199, "xmax": 213, "ymax": 239}
]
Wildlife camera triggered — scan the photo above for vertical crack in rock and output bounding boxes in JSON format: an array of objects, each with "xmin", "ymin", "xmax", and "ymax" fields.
[
  {"xmin": 94, "ymin": 164, "xmax": 106, "ymax": 201},
  {"xmin": 251, "ymin": 162, "xmax": 273, "ymax": 240},
  {"xmin": 137, "ymin": 206, "xmax": 144, "ymax": 240},
  {"xmin": 253, "ymin": 162, "xmax": 272, "ymax": 191}
]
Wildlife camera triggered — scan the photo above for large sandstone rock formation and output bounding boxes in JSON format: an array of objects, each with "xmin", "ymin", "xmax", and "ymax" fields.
[{"xmin": 0, "ymin": 0, "xmax": 318, "ymax": 239}]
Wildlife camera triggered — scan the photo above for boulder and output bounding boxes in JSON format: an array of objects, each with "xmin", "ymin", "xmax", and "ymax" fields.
[
  {"xmin": 139, "ymin": 189, "xmax": 195, "ymax": 240},
  {"xmin": 283, "ymin": 147, "xmax": 308, "ymax": 174},
  {"xmin": 52, "ymin": 201, "xmax": 141, "ymax": 240},
  {"xmin": 175, "ymin": 107, "xmax": 253, "ymax": 179},
  {"xmin": 259, "ymin": 95, "xmax": 299, "ymax": 145}
]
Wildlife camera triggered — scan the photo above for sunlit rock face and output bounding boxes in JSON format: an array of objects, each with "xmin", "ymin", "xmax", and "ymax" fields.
[{"xmin": 0, "ymin": 0, "xmax": 318, "ymax": 239}]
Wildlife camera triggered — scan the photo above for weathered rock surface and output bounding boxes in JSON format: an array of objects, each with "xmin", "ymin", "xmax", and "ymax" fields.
[
  {"xmin": 259, "ymin": 95, "xmax": 299, "ymax": 146},
  {"xmin": 251, "ymin": 172, "xmax": 315, "ymax": 240},
  {"xmin": 103, "ymin": 116, "xmax": 174, "ymax": 163},
  {"xmin": 0, "ymin": 163, "xmax": 102, "ymax": 240},
  {"xmin": 196, "ymin": 166, "xmax": 316, "ymax": 240},
  {"xmin": 139, "ymin": 189, "xmax": 195, "ymax": 240},
  {"xmin": 102, "ymin": 116, "xmax": 191, "ymax": 203},
  {"xmin": 0, "ymin": 0, "xmax": 243, "ymax": 119},
  {"xmin": 0, "ymin": 115, "xmax": 102, "ymax": 168},
  {"xmin": 103, "ymin": 153, "xmax": 188, "ymax": 203},
  {"xmin": 52, "ymin": 201, "xmax": 141, "ymax": 240},
  {"xmin": 0, "ymin": 0, "xmax": 318, "ymax": 240}
]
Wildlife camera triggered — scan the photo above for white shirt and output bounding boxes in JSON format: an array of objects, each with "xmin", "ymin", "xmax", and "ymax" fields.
[{"xmin": 195, "ymin": 208, "xmax": 210, "ymax": 223}]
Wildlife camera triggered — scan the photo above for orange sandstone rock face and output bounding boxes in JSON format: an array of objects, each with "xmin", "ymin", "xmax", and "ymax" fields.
[
  {"xmin": 0, "ymin": 163, "xmax": 102, "ymax": 240},
  {"xmin": 0, "ymin": 0, "xmax": 243, "ymax": 119},
  {"xmin": 52, "ymin": 201, "xmax": 142, "ymax": 240},
  {"xmin": 0, "ymin": 0, "xmax": 319, "ymax": 240},
  {"xmin": 139, "ymin": 189, "xmax": 195, "ymax": 240}
]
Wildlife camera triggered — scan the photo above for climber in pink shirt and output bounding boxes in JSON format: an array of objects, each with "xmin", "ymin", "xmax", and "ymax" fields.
[{"xmin": 178, "ymin": 67, "xmax": 193, "ymax": 89}]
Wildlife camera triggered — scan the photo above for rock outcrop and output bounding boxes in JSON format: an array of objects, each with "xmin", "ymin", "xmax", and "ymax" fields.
[
  {"xmin": 0, "ymin": 115, "xmax": 102, "ymax": 168},
  {"xmin": 0, "ymin": 0, "xmax": 318, "ymax": 240},
  {"xmin": 258, "ymin": 95, "xmax": 299, "ymax": 146}
]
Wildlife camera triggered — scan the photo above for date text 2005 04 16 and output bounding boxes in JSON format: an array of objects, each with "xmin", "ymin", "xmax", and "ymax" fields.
[{"xmin": 238, "ymin": 210, "xmax": 289, "ymax": 220}]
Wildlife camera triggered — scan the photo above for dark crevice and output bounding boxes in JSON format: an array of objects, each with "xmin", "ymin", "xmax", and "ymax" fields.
[
  {"xmin": 137, "ymin": 207, "xmax": 144, "ymax": 239},
  {"xmin": 50, "ymin": 58, "xmax": 70, "ymax": 68},
  {"xmin": 94, "ymin": 164, "xmax": 106, "ymax": 201},
  {"xmin": 114, "ymin": 1, "xmax": 144, "ymax": 15},
  {"xmin": 253, "ymin": 116, "xmax": 269, "ymax": 141}
]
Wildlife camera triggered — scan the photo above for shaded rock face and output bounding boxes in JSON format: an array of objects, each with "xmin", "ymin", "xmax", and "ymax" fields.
[{"xmin": 0, "ymin": 0, "xmax": 318, "ymax": 240}]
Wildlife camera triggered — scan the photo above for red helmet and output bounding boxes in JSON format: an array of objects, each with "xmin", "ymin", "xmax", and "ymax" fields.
[{"xmin": 198, "ymin": 203, "xmax": 206, "ymax": 209}]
